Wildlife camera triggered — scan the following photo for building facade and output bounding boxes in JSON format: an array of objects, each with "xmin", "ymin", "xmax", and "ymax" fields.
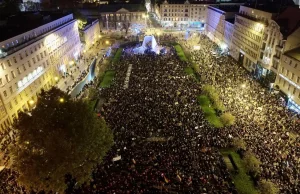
[
  {"xmin": 0, "ymin": 13, "xmax": 81, "ymax": 131},
  {"xmin": 80, "ymin": 19, "xmax": 101, "ymax": 50},
  {"xmin": 160, "ymin": 0, "xmax": 209, "ymax": 29},
  {"xmin": 230, "ymin": 6, "xmax": 275, "ymax": 72},
  {"xmin": 206, "ymin": 5, "xmax": 239, "ymax": 50},
  {"xmin": 275, "ymin": 46, "xmax": 300, "ymax": 111}
]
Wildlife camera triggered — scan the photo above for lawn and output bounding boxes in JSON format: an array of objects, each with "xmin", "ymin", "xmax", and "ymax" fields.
[
  {"xmin": 220, "ymin": 149, "xmax": 259, "ymax": 194},
  {"xmin": 112, "ymin": 48, "xmax": 122, "ymax": 64},
  {"xmin": 197, "ymin": 95, "xmax": 223, "ymax": 128},
  {"xmin": 100, "ymin": 70, "xmax": 116, "ymax": 88},
  {"xmin": 184, "ymin": 66, "xmax": 200, "ymax": 82},
  {"xmin": 174, "ymin": 44, "xmax": 188, "ymax": 61}
]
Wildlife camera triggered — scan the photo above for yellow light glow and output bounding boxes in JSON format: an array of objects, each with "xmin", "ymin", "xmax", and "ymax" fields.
[
  {"xmin": 98, "ymin": 35, "xmax": 102, "ymax": 38},
  {"xmin": 29, "ymin": 100, "xmax": 34, "ymax": 105},
  {"xmin": 105, "ymin": 40, "xmax": 109, "ymax": 44},
  {"xmin": 193, "ymin": 45, "xmax": 200, "ymax": 50},
  {"xmin": 83, "ymin": 50, "xmax": 86, "ymax": 53},
  {"xmin": 69, "ymin": 61, "xmax": 75, "ymax": 65},
  {"xmin": 54, "ymin": 76, "xmax": 59, "ymax": 81},
  {"xmin": 241, "ymin": 84, "xmax": 246, "ymax": 88},
  {"xmin": 59, "ymin": 98, "xmax": 64, "ymax": 103}
]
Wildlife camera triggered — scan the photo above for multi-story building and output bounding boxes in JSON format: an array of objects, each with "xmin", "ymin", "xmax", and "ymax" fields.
[
  {"xmin": 79, "ymin": 4, "xmax": 146, "ymax": 30},
  {"xmin": 80, "ymin": 19, "xmax": 101, "ymax": 50},
  {"xmin": 160, "ymin": 0, "xmax": 209, "ymax": 29},
  {"xmin": 0, "ymin": 12, "xmax": 81, "ymax": 131},
  {"xmin": 276, "ymin": 46, "xmax": 300, "ymax": 111},
  {"xmin": 230, "ymin": 5, "xmax": 276, "ymax": 72},
  {"xmin": 206, "ymin": 4, "xmax": 240, "ymax": 50},
  {"xmin": 256, "ymin": 7, "xmax": 300, "ymax": 81}
]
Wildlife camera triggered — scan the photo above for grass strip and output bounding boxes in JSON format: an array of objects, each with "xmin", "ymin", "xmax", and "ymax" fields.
[
  {"xmin": 100, "ymin": 70, "xmax": 116, "ymax": 88},
  {"xmin": 220, "ymin": 149, "xmax": 259, "ymax": 194},
  {"xmin": 112, "ymin": 48, "xmax": 122, "ymax": 64},
  {"xmin": 197, "ymin": 95, "xmax": 223, "ymax": 128},
  {"xmin": 174, "ymin": 44, "xmax": 188, "ymax": 61}
]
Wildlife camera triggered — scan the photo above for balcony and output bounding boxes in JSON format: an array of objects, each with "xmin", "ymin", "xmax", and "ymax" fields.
[
  {"xmin": 275, "ymin": 45, "xmax": 283, "ymax": 51},
  {"xmin": 273, "ymin": 55, "xmax": 280, "ymax": 62}
]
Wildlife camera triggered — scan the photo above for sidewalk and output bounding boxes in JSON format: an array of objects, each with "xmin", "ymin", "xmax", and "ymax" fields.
[{"xmin": 56, "ymin": 39, "xmax": 111, "ymax": 93}]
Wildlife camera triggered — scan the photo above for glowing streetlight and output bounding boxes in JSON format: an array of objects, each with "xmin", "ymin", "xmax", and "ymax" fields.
[
  {"xmin": 54, "ymin": 76, "xmax": 59, "ymax": 81},
  {"xmin": 59, "ymin": 98, "xmax": 64, "ymax": 103},
  {"xmin": 105, "ymin": 40, "xmax": 110, "ymax": 45},
  {"xmin": 29, "ymin": 100, "xmax": 34, "ymax": 105},
  {"xmin": 69, "ymin": 61, "xmax": 75, "ymax": 65},
  {"xmin": 83, "ymin": 50, "xmax": 86, "ymax": 53},
  {"xmin": 98, "ymin": 35, "xmax": 102, "ymax": 38},
  {"xmin": 241, "ymin": 84, "xmax": 246, "ymax": 88}
]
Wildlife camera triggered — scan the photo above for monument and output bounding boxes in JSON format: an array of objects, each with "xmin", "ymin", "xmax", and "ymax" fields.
[{"xmin": 133, "ymin": 35, "xmax": 160, "ymax": 54}]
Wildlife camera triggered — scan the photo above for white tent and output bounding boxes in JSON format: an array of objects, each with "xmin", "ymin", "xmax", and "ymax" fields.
[{"xmin": 133, "ymin": 35, "xmax": 159, "ymax": 54}]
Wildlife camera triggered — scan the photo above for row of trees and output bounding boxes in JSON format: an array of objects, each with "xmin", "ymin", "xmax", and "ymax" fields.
[
  {"xmin": 9, "ymin": 87, "xmax": 114, "ymax": 192},
  {"xmin": 202, "ymin": 84, "xmax": 236, "ymax": 126},
  {"xmin": 232, "ymin": 138, "xmax": 279, "ymax": 194}
]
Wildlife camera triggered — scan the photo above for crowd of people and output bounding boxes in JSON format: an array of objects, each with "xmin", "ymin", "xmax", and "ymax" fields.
[
  {"xmin": 184, "ymin": 33, "xmax": 299, "ymax": 193},
  {"xmin": 71, "ymin": 46, "xmax": 237, "ymax": 193},
  {"xmin": 0, "ymin": 32, "xmax": 299, "ymax": 194}
]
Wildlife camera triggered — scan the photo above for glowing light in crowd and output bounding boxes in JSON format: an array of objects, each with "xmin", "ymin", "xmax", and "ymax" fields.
[
  {"xmin": 106, "ymin": 40, "xmax": 110, "ymax": 45},
  {"xmin": 279, "ymin": 74, "xmax": 300, "ymax": 90},
  {"xmin": 54, "ymin": 77, "xmax": 59, "ymax": 81},
  {"xmin": 59, "ymin": 98, "xmax": 64, "ymax": 103},
  {"xmin": 241, "ymin": 84, "xmax": 246, "ymax": 88},
  {"xmin": 29, "ymin": 100, "xmax": 34, "ymax": 105},
  {"xmin": 193, "ymin": 45, "xmax": 201, "ymax": 50}
]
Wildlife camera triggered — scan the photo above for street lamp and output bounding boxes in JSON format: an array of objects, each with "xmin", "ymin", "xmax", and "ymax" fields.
[
  {"xmin": 157, "ymin": 32, "xmax": 161, "ymax": 43},
  {"xmin": 59, "ymin": 98, "xmax": 64, "ymax": 103},
  {"xmin": 29, "ymin": 100, "xmax": 34, "ymax": 105},
  {"xmin": 241, "ymin": 84, "xmax": 246, "ymax": 88},
  {"xmin": 105, "ymin": 40, "xmax": 110, "ymax": 45},
  {"xmin": 54, "ymin": 76, "xmax": 59, "ymax": 81}
]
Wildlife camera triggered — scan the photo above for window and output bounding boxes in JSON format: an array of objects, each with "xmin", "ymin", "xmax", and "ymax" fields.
[
  {"xmin": 9, "ymin": 86, "xmax": 13, "ymax": 94},
  {"xmin": 19, "ymin": 53, "xmax": 23, "ymax": 60},
  {"xmin": 0, "ymin": 78, "xmax": 2, "ymax": 86},
  {"xmin": 3, "ymin": 90, "xmax": 7, "ymax": 97},
  {"xmin": 23, "ymin": 64, "xmax": 26, "ymax": 71},
  {"xmin": 17, "ymin": 67, "xmax": 21, "ymax": 74},
  {"xmin": 9, "ymin": 102, "xmax": 12, "ymax": 110},
  {"xmin": 14, "ymin": 98, "xmax": 18, "ymax": 105},
  {"xmin": 7, "ymin": 60, "xmax": 12, "ymax": 66},
  {"xmin": 1, "ymin": 63, "xmax": 6, "ymax": 70},
  {"xmin": 13, "ymin": 57, "xmax": 17, "ymax": 63},
  {"xmin": 11, "ymin": 71, "xmax": 16, "ymax": 78},
  {"xmin": 5, "ymin": 74, "xmax": 10, "ymax": 82},
  {"xmin": 28, "ymin": 61, "xmax": 32, "ymax": 67}
]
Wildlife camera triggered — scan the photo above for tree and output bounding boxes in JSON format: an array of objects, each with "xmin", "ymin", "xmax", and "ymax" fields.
[
  {"xmin": 73, "ymin": 9, "xmax": 87, "ymax": 30},
  {"xmin": 258, "ymin": 179, "xmax": 279, "ymax": 194},
  {"xmin": 10, "ymin": 87, "xmax": 113, "ymax": 192},
  {"xmin": 243, "ymin": 151, "xmax": 261, "ymax": 177},
  {"xmin": 232, "ymin": 137, "xmax": 247, "ymax": 151},
  {"xmin": 88, "ymin": 87, "xmax": 98, "ymax": 100},
  {"xmin": 0, "ymin": 0, "xmax": 20, "ymax": 14},
  {"xmin": 220, "ymin": 112, "xmax": 235, "ymax": 126}
]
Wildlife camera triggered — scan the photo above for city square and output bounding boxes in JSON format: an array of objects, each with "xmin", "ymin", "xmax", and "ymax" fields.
[{"xmin": 0, "ymin": 0, "xmax": 300, "ymax": 194}]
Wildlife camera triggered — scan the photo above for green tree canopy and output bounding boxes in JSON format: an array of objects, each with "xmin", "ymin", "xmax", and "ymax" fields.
[
  {"xmin": 220, "ymin": 112, "xmax": 236, "ymax": 126},
  {"xmin": 258, "ymin": 179, "xmax": 279, "ymax": 194},
  {"xmin": 10, "ymin": 87, "xmax": 113, "ymax": 192},
  {"xmin": 232, "ymin": 137, "xmax": 247, "ymax": 151},
  {"xmin": 244, "ymin": 151, "xmax": 261, "ymax": 177}
]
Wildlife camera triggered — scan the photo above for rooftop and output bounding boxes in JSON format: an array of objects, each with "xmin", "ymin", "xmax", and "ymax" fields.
[
  {"xmin": 98, "ymin": 4, "xmax": 146, "ymax": 12},
  {"xmin": 0, "ymin": 12, "xmax": 69, "ymax": 42},
  {"xmin": 210, "ymin": 4, "xmax": 240, "ymax": 12},
  {"xmin": 274, "ymin": 6, "xmax": 300, "ymax": 38},
  {"xmin": 243, "ymin": 0, "xmax": 297, "ymax": 13},
  {"xmin": 225, "ymin": 18, "xmax": 235, "ymax": 24},
  {"xmin": 285, "ymin": 47, "xmax": 300, "ymax": 61}
]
